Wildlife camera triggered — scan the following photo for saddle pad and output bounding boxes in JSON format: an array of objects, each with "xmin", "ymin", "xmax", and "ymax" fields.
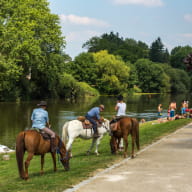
[{"xmin": 30, "ymin": 128, "xmax": 50, "ymax": 140}]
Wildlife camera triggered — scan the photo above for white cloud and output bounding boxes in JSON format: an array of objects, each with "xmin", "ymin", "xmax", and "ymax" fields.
[
  {"xmin": 59, "ymin": 14, "xmax": 109, "ymax": 27},
  {"xmin": 113, "ymin": 0, "xmax": 164, "ymax": 7},
  {"xmin": 184, "ymin": 14, "xmax": 192, "ymax": 22},
  {"xmin": 66, "ymin": 30, "xmax": 101, "ymax": 42}
]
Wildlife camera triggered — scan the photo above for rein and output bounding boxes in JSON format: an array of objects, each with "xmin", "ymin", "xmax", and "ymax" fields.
[
  {"xmin": 102, "ymin": 121, "xmax": 109, "ymax": 131},
  {"xmin": 56, "ymin": 138, "xmax": 69, "ymax": 163}
]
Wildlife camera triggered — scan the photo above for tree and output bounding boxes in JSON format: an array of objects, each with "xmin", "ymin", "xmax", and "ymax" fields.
[
  {"xmin": 93, "ymin": 50, "xmax": 130, "ymax": 94},
  {"xmin": 149, "ymin": 37, "xmax": 169, "ymax": 63},
  {"xmin": 0, "ymin": 0, "xmax": 67, "ymax": 99},
  {"xmin": 83, "ymin": 32, "xmax": 149, "ymax": 63},
  {"xmin": 71, "ymin": 53, "xmax": 97, "ymax": 85},
  {"xmin": 0, "ymin": 54, "xmax": 23, "ymax": 100},
  {"xmin": 135, "ymin": 59, "xmax": 170, "ymax": 93},
  {"xmin": 161, "ymin": 64, "xmax": 190, "ymax": 93},
  {"xmin": 170, "ymin": 46, "xmax": 192, "ymax": 70},
  {"xmin": 184, "ymin": 52, "xmax": 192, "ymax": 71}
]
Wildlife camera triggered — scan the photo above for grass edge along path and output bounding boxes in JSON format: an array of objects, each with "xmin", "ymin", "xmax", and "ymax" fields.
[{"xmin": 0, "ymin": 118, "xmax": 191, "ymax": 192}]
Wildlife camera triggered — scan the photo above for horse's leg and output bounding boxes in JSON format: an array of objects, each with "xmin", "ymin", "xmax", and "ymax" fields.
[
  {"xmin": 40, "ymin": 154, "xmax": 45, "ymax": 175},
  {"xmin": 131, "ymin": 135, "xmax": 135, "ymax": 158},
  {"xmin": 95, "ymin": 136, "xmax": 103, "ymax": 155},
  {"xmin": 24, "ymin": 152, "xmax": 34, "ymax": 180},
  {"xmin": 117, "ymin": 138, "xmax": 121, "ymax": 152},
  {"xmin": 111, "ymin": 136, "xmax": 118, "ymax": 154},
  {"xmin": 123, "ymin": 136, "xmax": 128, "ymax": 158},
  {"xmin": 66, "ymin": 137, "xmax": 75, "ymax": 158},
  {"xmin": 87, "ymin": 138, "xmax": 96, "ymax": 155},
  {"xmin": 51, "ymin": 152, "xmax": 57, "ymax": 172}
]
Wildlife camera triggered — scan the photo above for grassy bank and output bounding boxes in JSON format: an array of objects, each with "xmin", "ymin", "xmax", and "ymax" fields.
[{"xmin": 0, "ymin": 118, "xmax": 191, "ymax": 192}]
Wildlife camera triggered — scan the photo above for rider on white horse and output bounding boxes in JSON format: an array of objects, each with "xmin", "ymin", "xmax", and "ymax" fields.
[{"xmin": 85, "ymin": 105, "xmax": 105, "ymax": 138}]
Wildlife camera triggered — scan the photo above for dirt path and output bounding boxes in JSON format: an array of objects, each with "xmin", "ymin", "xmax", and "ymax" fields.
[{"xmin": 65, "ymin": 123, "xmax": 192, "ymax": 192}]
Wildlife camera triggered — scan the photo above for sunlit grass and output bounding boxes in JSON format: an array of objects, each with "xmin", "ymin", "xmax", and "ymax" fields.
[{"xmin": 0, "ymin": 118, "xmax": 191, "ymax": 192}]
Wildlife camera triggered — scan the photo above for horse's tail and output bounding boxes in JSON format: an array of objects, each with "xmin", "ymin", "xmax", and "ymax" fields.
[
  {"xmin": 131, "ymin": 118, "xmax": 140, "ymax": 150},
  {"xmin": 16, "ymin": 131, "xmax": 25, "ymax": 179},
  {"xmin": 61, "ymin": 121, "xmax": 69, "ymax": 145}
]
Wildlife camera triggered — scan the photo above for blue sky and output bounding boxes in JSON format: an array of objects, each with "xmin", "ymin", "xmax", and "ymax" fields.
[{"xmin": 48, "ymin": 0, "xmax": 192, "ymax": 58}]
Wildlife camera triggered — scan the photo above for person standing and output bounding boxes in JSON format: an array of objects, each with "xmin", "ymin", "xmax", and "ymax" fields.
[
  {"xmin": 169, "ymin": 101, "xmax": 177, "ymax": 120},
  {"xmin": 85, "ymin": 105, "xmax": 105, "ymax": 138},
  {"xmin": 157, "ymin": 104, "xmax": 163, "ymax": 121},
  {"xmin": 115, "ymin": 95, "xmax": 127, "ymax": 116},
  {"xmin": 113, "ymin": 95, "xmax": 127, "ymax": 151},
  {"xmin": 31, "ymin": 101, "xmax": 56, "ymax": 152}
]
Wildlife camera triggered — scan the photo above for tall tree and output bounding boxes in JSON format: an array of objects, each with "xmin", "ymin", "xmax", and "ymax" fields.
[
  {"xmin": 149, "ymin": 37, "xmax": 169, "ymax": 63},
  {"xmin": 0, "ymin": 0, "xmax": 67, "ymax": 99}
]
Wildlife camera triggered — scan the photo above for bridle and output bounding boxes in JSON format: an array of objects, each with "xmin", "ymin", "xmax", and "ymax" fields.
[
  {"xmin": 56, "ymin": 138, "xmax": 69, "ymax": 162},
  {"xmin": 102, "ymin": 119, "xmax": 110, "ymax": 132}
]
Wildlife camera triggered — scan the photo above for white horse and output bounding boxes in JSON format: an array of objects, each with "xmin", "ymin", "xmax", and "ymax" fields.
[{"xmin": 61, "ymin": 118, "xmax": 110, "ymax": 156}]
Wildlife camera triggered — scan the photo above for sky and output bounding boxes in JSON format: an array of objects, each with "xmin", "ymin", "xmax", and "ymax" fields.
[{"xmin": 48, "ymin": 0, "xmax": 192, "ymax": 59}]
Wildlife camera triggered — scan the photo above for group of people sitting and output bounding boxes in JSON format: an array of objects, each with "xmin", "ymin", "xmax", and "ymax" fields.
[{"xmin": 157, "ymin": 100, "xmax": 192, "ymax": 123}]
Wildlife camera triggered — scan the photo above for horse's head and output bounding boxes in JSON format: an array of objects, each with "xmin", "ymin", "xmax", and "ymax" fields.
[{"xmin": 57, "ymin": 139, "xmax": 70, "ymax": 171}]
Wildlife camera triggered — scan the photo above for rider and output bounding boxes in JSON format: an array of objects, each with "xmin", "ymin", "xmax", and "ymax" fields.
[
  {"xmin": 85, "ymin": 105, "xmax": 105, "ymax": 138},
  {"xmin": 31, "ymin": 101, "xmax": 56, "ymax": 152}
]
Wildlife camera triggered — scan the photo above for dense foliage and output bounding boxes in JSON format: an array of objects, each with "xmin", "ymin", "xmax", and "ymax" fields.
[
  {"xmin": 0, "ymin": 0, "xmax": 191, "ymax": 100},
  {"xmin": 0, "ymin": 0, "xmax": 97, "ymax": 100},
  {"xmin": 82, "ymin": 33, "xmax": 191, "ymax": 94}
]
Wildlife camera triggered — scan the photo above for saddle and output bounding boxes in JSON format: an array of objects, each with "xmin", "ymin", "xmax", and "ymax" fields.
[
  {"xmin": 110, "ymin": 116, "xmax": 128, "ymax": 132},
  {"xmin": 30, "ymin": 128, "xmax": 51, "ymax": 140},
  {"xmin": 77, "ymin": 116, "xmax": 93, "ymax": 129},
  {"xmin": 77, "ymin": 116, "xmax": 103, "ymax": 129}
]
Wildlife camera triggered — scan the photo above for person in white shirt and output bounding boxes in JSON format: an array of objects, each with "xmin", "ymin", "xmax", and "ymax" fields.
[
  {"xmin": 115, "ymin": 95, "xmax": 126, "ymax": 150},
  {"xmin": 115, "ymin": 95, "xmax": 126, "ymax": 116}
]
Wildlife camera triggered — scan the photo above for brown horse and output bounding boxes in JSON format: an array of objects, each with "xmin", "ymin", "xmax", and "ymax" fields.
[
  {"xmin": 110, "ymin": 117, "xmax": 140, "ymax": 158},
  {"xmin": 16, "ymin": 130, "xmax": 70, "ymax": 180}
]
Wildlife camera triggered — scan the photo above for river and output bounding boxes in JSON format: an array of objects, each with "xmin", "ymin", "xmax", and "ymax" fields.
[{"xmin": 0, "ymin": 94, "xmax": 191, "ymax": 149}]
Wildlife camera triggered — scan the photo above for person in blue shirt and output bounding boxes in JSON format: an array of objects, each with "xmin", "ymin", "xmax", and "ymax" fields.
[
  {"xmin": 31, "ymin": 101, "xmax": 56, "ymax": 152},
  {"xmin": 85, "ymin": 105, "xmax": 104, "ymax": 138}
]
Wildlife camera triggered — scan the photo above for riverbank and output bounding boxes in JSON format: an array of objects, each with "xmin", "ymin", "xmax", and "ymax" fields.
[{"xmin": 0, "ymin": 118, "xmax": 191, "ymax": 192}]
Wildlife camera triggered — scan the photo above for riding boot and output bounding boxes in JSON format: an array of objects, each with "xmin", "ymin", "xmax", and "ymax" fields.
[
  {"xmin": 50, "ymin": 138, "xmax": 56, "ymax": 153},
  {"xmin": 93, "ymin": 128, "xmax": 99, "ymax": 138}
]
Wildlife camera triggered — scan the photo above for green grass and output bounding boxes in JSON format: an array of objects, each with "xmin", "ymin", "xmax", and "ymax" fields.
[{"xmin": 0, "ymin": 118, "xmax": 191, "ymax": 192}]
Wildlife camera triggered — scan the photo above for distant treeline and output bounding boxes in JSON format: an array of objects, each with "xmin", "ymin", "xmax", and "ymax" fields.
[{"xmin": 0, "ymin": 0, "xmax": 192, "ymax": 101}]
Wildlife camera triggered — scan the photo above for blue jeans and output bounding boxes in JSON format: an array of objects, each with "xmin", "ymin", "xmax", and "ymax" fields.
[{"xmin": 85, "ymin": 115, "xmax": 97, "ymax": 133}]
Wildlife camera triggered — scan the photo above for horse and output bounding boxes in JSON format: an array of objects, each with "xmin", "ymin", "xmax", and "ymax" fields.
[
  {"xmin": 110, "ymin": 117, "xmax": 140, "ymax": 158},
  {"xmin": 61, "ymin": 118, "xmax": 110, "ymax": 156},
  {"xmin": 16, "ymin": 130, "xmax": 70, "ymax": 180}
]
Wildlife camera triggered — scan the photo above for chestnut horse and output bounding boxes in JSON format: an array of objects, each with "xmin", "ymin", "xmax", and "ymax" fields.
[
  {"xmin": 16, "ymin": 130, "xmax": 70, "ymax": 180},
  {"xmin": 110, "ymin": 117, "xmax": 140, "ymax": 158}
]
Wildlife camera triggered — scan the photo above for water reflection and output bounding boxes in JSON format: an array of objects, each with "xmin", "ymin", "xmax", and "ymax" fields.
[{"xmin": 0, "ymin": 94, "xmax": 191, "ymax": 148}]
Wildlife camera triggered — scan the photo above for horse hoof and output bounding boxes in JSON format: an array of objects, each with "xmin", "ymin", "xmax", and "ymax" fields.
[
  {"xmin": 95, "ymin": 153, "xmax": 100, "ymax": 156},
  {"xmin": 24, "ymin": 176, "xmax": 29, "ymax": 180},
  {"xmin": 123, "ymin": 154, "xmax": 127, "ymax": 158},
  {"xmin": 86, "ymin": 151, "xmax": 90, "ymax": 156},
  {"xmin": 40, "ymin": 171, "xmax": 44, "ymax": 175}
]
